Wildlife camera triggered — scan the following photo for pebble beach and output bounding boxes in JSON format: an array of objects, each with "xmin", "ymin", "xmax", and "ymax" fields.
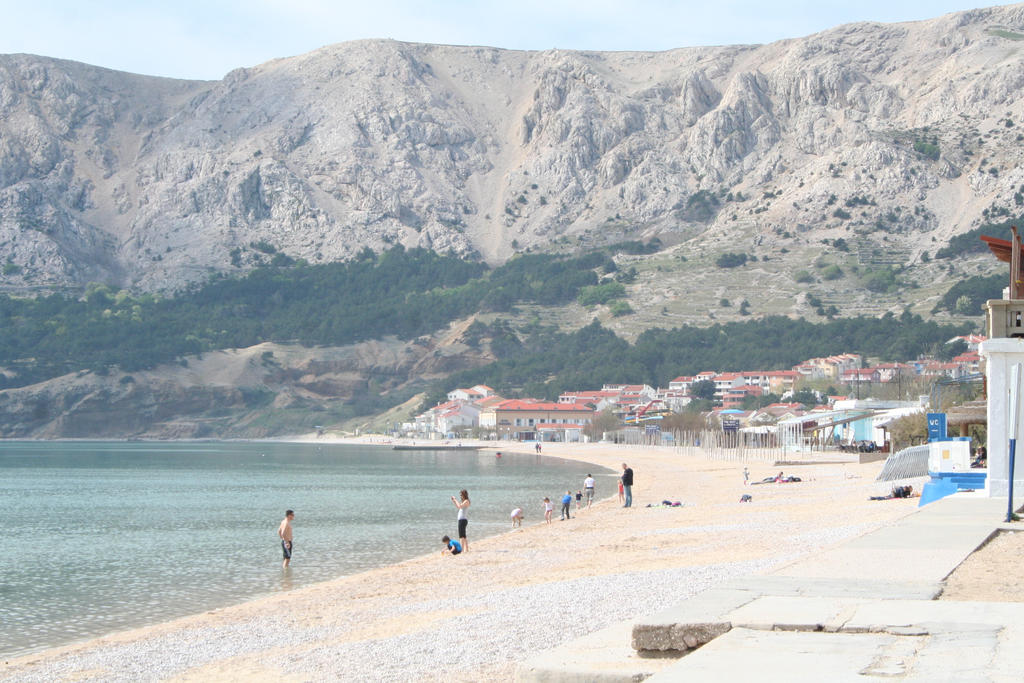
[{"xmin": 1, "ymin": 441, "xmax": 926, "ymax": 682}]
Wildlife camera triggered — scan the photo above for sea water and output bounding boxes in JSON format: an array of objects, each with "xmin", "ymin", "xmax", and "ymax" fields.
[{"xmin": 0, "ymin": 441, "xmax": 613, "ymax": 658}]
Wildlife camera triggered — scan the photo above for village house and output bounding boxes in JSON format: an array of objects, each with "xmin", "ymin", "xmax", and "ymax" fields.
[
  {"xmin": 712, "ymin": 373, "xmax": 745, "ymax": 400},
  {"xmin": 557, "ymin": 389, "xmax": 619, "ymax": 412},
  {"xmin": 748, "ymin": 402, "xmax": 808, "ymax": 425},
  {"xmin": 478, "ymin": 399, "xmax": 595, "ymax": 441},
  {"xmin": 841, "ymin": 368, "xmax": 882, "ymax": 384},
  {"xmin": 667, "ymin": 375, "xmax": 696, "ymax": 393},
  {"xmin": 621, "ymin": 399, "xmax": 671, "ymax": 424},
  {"xmin": 763, "ymin": 370, "xmax": 799, "ymax": 395},
  {"xmin": 796, "ymin": 354, "xmax": 862, "ymax": 380},
  {"xmin": 656, "ymin": 388, "xmax": 692, "ymax": 412},
  {"xmin": 411, "ymin": 399, "xmax": 487, "ymax": 436},
  {"xmin": 947, "ymin": 334, "xmax": 986, "ymax": 352},
  {"xmin": 446, "ymin": 384, "xmax": 496, "ymax": 402},
  {"xmin": 871, "ymin": 362, "xmax": 913, "ymax": 384},
  {"xmin": 919, "ymin": 360, "xmax": 967, "ymax": 379},
  {"xmin": 602, "ymin": 384, "xmax": 658, "ymax": 401},
  {"xmin": 722, "ymin": 385, "xmax": 764, "ymax": 409},
  {"xmin": 952, "ymin": 351, "xmax": 981, "ymax": 375}
]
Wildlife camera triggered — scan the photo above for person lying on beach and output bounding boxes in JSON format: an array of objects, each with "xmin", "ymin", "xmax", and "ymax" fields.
[
  {"xmin": 511, "ymin": 507, "xmax": 524, "ymax": 527},
  {"xmin": 750, "ymin": 473, "xmax": 802, "ymax": 484},
  {"xmin": 870, "ymin": 485, "xmax": 918, "ymax": 500},
  {"xmin": 441, "ymin": 535, "xmax": 462, "ymax": 555}
]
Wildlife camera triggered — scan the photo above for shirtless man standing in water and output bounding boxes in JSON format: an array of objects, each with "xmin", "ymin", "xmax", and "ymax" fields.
[{"xmin": 278, "ymin": 510, "xmax": 295, "ymax": 569}]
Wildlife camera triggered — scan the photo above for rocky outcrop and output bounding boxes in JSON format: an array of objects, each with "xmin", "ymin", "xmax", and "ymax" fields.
[
  {"xmin": 1, "ymin": 5, "xmax": 1024, "ymax": 291},
  {"xmin": 0, "ymin": 334, "xmax": 494, "ymax": 438}
]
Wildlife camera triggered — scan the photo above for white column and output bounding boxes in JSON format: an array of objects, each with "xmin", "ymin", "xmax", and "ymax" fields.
[{"xmin": 980, "ymin": 338, "xmax": 1024, "ymax": 497}]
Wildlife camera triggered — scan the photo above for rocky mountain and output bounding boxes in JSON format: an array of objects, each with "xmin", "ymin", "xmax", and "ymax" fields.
[{"xmin": 2, "ymin": 4, "xmax": 1024, "ymax": 294}]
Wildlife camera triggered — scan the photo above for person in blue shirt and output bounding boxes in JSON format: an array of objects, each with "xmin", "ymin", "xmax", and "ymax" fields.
[
  {"xmin": 441, "ymin": 535, "xmax": 462, "ymax": 555},
  {"xmin": 561, "ymin": 490, "xmax": 572, "ymax": 520}
]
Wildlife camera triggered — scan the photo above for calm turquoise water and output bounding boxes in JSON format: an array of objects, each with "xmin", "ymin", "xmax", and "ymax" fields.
[{"xmin": 0, "ymin": 441, "xmax": 612, "ymax": 658}]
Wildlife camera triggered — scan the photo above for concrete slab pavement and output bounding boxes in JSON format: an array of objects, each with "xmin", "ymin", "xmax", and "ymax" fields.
[
  {"xmin": 770, "ymin": 496, "xmax": 1005, "ymax": 583},
  {"xmin": 517, "ymin": 494, "xmax": 1023, "ymax": 681},
  {"xmin": 645, "ymin": 629, "xmax": 908, "ymax": 682}
]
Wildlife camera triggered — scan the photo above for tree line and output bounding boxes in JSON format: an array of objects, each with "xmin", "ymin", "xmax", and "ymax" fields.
[
  {"xmin": 426, "ymin": 312, "xmax": 973, "ymax": 408},
  {"xmin": 0, "ymin": 246, "xmax": 612, "ymax": 388}
]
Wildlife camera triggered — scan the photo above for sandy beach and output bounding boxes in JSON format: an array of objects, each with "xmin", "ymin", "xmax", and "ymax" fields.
[{"xmin": 1, "ymin": 440, "xmax": 927, "ymax": 682}]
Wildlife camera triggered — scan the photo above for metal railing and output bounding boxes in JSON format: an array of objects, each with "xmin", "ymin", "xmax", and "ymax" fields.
[{"xmin": 876, "ymin": 444, "xmax": 930, "ymax": 482}]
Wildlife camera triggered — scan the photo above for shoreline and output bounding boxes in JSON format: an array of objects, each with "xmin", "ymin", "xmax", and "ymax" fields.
[
  {"xmin": 0, "ymin": 438, "xmax": 618, "ymax": 662},
  {"xmin": 2, "ymin": 439, "xmax": 925, "ymax": 682}
]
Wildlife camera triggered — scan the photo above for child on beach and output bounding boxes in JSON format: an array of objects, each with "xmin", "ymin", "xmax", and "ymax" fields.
[
  {"xmin": 511, "ymin": 507, "xmax": 524, "ymax": 527},
  {"xmin": 575, "ymin": 490, "xmax": 582, "ymax": 511},
  {"xmin": 441, "ymin": 535, "xmax": 462, "ymax": 555},
  {"xmin": 561, "ymin": 490, "xmax": 572, "ymax": 520},
  {"xmin": 618, "ymin": 479, "xmax": 624, "ymax": 504},
  {"xmin": 543, "ymin": 497, "xmax": 553, "ymax": 523},
  {"xmin": 743, "ymin": 467, "xmax": 749, "ymax": 485}
]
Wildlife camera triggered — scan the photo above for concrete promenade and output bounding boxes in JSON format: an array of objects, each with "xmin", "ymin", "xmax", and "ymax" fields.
[{"xmin": 517, "ymin": 495, "xmax": 1024, "ymax": 681}]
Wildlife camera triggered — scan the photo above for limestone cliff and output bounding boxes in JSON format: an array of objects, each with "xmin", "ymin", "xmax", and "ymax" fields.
[{"xmin": 2, "ymin": 5, "xmax": 1024, "ymax": 292}]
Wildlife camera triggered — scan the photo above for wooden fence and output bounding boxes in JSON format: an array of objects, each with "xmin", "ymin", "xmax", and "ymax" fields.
[
  {"xmin": 608, "ymin": 428, "xmax": 788, "ymax": 462},
  {"xmin": 672, "ymin": 430, "xmax": 784, "ymax": 463}
]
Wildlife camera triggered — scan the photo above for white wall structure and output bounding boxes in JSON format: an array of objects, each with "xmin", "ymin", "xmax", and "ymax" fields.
[{"xmin": 980, "ymin": 338, "xmax": 1024, "ymax": 497}]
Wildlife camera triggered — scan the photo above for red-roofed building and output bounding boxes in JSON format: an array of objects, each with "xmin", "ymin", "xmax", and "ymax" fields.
[
  {"xmin": 656, "ymin": 389, "xmax": 692, "ymax": 412},
  {"xmin": 713, "ymin": 372, "xmax": 745, "ymax": 400},
  {"xmin": 841, "ymin": 368, "xmax": 882, "ymax": 384},
  {"xmin": 952, "ymin": 352, "xmax": 981, "ymax": 374},
  {"xmin": 722, "ymin": 385, "xmax": 763, "ymax": 409},
  {"xmin": 764, "ymin": 371, "xmax": 799, "ymax": 394},
  {"xmin": 413, "ymin": 399, "xmax": 483, "ymax": 436},
  {"xmin": 447, "ymin": 384, "xmax": 497, "ymax": 402},
  {"xmin": 668, "ymin": 376, "xmax": 696, "ymax": 392},
  {"xmin": 479, "ymin": 399, "xmax": 595, "ymax": 440},
  {"xmin": 948, "ymin": 334, "xmax": 986, "ymax": 351},
  {"xmin": 602, "ymin": 384, "xmax": 657, "ymax": 401},
  {"xmin": 749, "ymin": 402, "xmax": 808, "ymax": 424},
  {"xmin": 795, "ymin": 354, "xmax": 861, "ymax": 380},
  {"xmin": 919, "ymin": 360, "xmax": 966, "ymax": 379},
  {"xmin": 871, "ymin": 363, "xmax": 913, "ymax": 383},
  {"xmin": 557, "ymin": 390, "xmax": 619, "ymax": 411}
]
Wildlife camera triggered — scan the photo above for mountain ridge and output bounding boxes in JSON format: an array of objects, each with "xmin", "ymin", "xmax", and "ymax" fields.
[{"xmin": 1, "ymin": 4, "xmax": 1024, "ymax": 294}]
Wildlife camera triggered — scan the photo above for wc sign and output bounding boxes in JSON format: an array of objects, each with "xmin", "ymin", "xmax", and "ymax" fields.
[{"xmin": 926, "ymin": 413, "xmax": 948, "ymax": 442}]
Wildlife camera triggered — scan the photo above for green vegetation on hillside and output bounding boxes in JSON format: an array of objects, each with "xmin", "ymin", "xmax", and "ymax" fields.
[
  {"xmin": 429, "ymin": 312, "xmax": 972, "ymax": 405},
  {"xmin": 932, "ymin": 273, "xmax": 1004, "ymax": 315},
  {"xmin": 715, "ymin": 252, "xmax": 748, "ymax": 268},
  {"xmin": 578, "ymin": 281, "xmax": 626, "ymax": 306},
  {"xmin": 0, "ymin": 246, "xmax": 613, "ymax": 388},
  {"xmin": 935, "ymin": 218, "xmax": 1024, "ymax": 259}
]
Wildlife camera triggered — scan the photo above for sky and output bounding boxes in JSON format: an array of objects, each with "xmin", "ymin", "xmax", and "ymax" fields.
[{"xmin": 0, "ymin": 1, "xmax": 1018, "ymax": 81}]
